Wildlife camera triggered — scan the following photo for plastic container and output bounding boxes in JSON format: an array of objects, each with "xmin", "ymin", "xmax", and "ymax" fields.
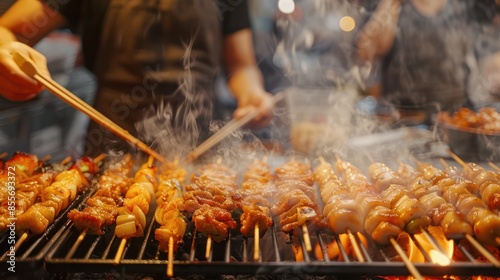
[{"xmin": 285, "ymin": 87, "xmax": 357, "ymax": 154}]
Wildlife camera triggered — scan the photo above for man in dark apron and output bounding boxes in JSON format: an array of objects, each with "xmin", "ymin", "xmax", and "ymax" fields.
[
  {"xmin": 0, "ymin": 0, "xmax": 274, "ymax": 158},
  {"xmin": 357, "ymin": 0, "xmax": 476, "ymax": 124}
]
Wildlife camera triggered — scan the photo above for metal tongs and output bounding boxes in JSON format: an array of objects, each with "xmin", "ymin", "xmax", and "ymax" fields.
[
  {"xmin": 13, "ymin": 51, "xmax": 169, "ymax": 164},
  {"xmin": 185, "ymin": 92, "xmax": 284, "ymax": 163}
]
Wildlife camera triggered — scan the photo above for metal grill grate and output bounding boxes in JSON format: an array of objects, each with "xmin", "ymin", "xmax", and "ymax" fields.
[
  {"xmin": 43, "ymin": 209, "xmax": 500, "ymax": 278},
  {"xmin": 0, "ymin": 189, "xmax": 93, "ymax": 272}
]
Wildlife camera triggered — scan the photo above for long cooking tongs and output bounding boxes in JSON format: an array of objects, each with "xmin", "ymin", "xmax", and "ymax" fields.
[{"xmin": 13, "ymin": 51, "xmax": 169, "ymax": 164}]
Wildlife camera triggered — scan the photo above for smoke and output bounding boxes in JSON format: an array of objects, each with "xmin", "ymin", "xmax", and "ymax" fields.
[
  {"xmin": 135, "ymin": 27, "xmax": 208, "ymax": 161},
  {"xmin": 270, "ymin": 0, "xmax": 500, "ymax": 168}
]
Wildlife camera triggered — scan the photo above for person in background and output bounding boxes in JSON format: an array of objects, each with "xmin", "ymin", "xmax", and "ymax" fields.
[
  {"xmin": 0, "ymin": 0, "xmax": 274, "ymax": 157},
  {"xmin": 356, "ymin": 0, "xmax": 500, "ymax": 125}
]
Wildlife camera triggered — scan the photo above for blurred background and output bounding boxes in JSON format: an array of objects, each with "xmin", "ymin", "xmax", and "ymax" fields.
[{"xmin": 1, "ymin": 0, "xmax": 499, "ymax": 159}]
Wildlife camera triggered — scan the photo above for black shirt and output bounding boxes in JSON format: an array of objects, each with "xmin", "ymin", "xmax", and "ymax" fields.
[{"xmin": 42, "ymin": 0, "xmax": 250, "ymax": 73}]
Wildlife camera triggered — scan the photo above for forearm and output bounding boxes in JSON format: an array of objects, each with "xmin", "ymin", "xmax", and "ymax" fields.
[
  {"xmin": 228, "ymin": 66, "xmax": 266, "ymax": 101},
  {"xmin": 0, "ymin": 0, "xmax": 65, "ymax": 46},
  {"xmin": 357, "ymin": 0, "xmax": 403, "ymax": 62},
  {"xmin": 0, "ymin": 26, "xmax": 17, "ymax": 44}
]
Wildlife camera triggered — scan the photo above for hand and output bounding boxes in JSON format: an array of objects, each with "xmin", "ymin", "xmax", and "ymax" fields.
[
  {"xmin": 0, "ymin": 41, "xmax": 48, "ymax": 101},
  {"xmin": 233, "ymin": 90, "xmax": 274, "ymax": 129}
]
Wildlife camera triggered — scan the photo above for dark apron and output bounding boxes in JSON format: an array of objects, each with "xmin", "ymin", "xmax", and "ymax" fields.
[{"xmin": 83, "ymin": 0, "xmax": 221, "ymax": 157}]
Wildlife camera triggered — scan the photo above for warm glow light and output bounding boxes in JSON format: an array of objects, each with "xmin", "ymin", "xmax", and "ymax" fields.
[
  {"xmin": 278, "ymin": 0, "xmax": 295, "ymax": 14},
  {"xmin": 397, "ymin": 232, "xmax": 424, "ymax": 262},
  {"xmin": 339, "ymin": 16, "xmax": 356, "ymax": 32},
  {"xmin": 429, "ymin": 250, "xmax": 451, "ymax": 266},
  {"xmin": 412, "ymin": 226, "xmax": 454, "ymax": 264}
]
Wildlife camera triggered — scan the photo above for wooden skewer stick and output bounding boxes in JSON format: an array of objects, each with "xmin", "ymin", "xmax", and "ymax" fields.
[
  {"xmin": 439, "ymin": 158, "xmax": 449, "ymax": 169},
  {"xmin": 488, "ymin": 162, "xmax": 500, "ymax": 171},
  {"xmin": 1, "ymin": 232, "xmax": 29, "ymax": 260},
  {"xmin": 390, "ymin": 237, "xmax": 424, "ymax": 280},
  {"xmin": 447, "ymin": 150, "xmax": 467, "ymax": 168},
  {"xmin": 94, "ymin": 153, "xmax": 106, "ymax": 164},
  {"xmin": 205, "ymin": 235, "xmax": 212, "ymax": 260},
  {"xmin": 419, "ymin": 227, "xmax": 450, "ymax": 263},
  {"xmin": 15, "ymin": 232, "xmax": 29, "ymax": 251},
  {"xmin": 147, "ymin": 155, "xmax": 154, "ymax": 168},
  {"xmin": 114, "ymin": 238, "xmax": 127, "ymax": 265},
  {"xmin": 40, "ymin": 154, "xmax": 52, "ymax": 162},
  {"xmin": 61, "ymin": 156, "xmax": 73, "ymax": 166},
  {"xmin": 0, "ymin": 152, "xmax": 7, "ymax": 159},
  {"xmin": 347, "ymin": 229, "xmax": 364, "ymax": 263},
  {"xmin": 66, "ymin": 228, "xmax": 88, "ymax": 259},
  {"xmin": 302, "ymin": 224, "xmax": 312, "ymax": 252},
  {"xmin": 167, "ymin": 236, "xmax": 174, "ymax": 277},
  {"xmin": 465, "ymin": 234, "xmax": 500, "ymax": 267},
  {"xmin": 254, "ymin": 223, "xmax": 260, "ymax": 261}
]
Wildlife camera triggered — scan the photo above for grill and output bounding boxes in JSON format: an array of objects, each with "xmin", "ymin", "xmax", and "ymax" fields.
[
  {"xmin": 42, "ymin": 219, "xmax": 499, "ymax": 278},
  {"xmin": 2, "ymin": 160, "xmax": 500, "ymax": 279},
  {"xmin": 0, "ymin": 189, "xmax": 91, "ymax": 272},
  {"xmin": 37, "ymin": 196, "xmax": 500, "ymax": 278}
]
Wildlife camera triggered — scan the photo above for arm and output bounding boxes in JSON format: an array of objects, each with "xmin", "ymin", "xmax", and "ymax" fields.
[
  {"xmin": 224, "ymin": 28, "xmax": 274, "ymax": 128},
  {"xmin": 357, "ymin": 0, "xmax": 403, "ymax": 62},
  {"xmin": 0, "ymin": 0, "xmax": 66, "ymax": 101}
]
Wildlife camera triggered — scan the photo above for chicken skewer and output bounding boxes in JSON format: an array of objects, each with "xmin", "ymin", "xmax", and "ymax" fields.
[
  {"xmin": 0, "ymin": 155, "xmax": 75, "ymax": 256},
  {"xmin": 182, "ymin": 161, "xmax": 238, "ymax": 259},
  {"xmin": 239, "ymin": 159, "xmax": 275, "ymax": 261},
  {"xmin": 0, "ymin": 152, "xmax": 41, "ymax": 180},
  {"xmin": 315, "ymin": 157, "xmax": 423, "ymax": 279},
  {"xmin": 154, "ymin": 159, "xmax": 188, "ymax": 277},
  {"xmin": 68, "ymin": 154, "xmax": 132, "ymax": 234},
  {"xmin": 443, "ymin": 157, "xmax": 500, "ymax": 213},
  {"xmin": 316, "ymin": 158, "xmax": 404, "ymax": 246},
  {"xmin": 334, "ymin": 158, "xmax": 407, "ymax": 262},
  {"xmin": 66, "ymin": 155, "xmax": 133, "ymax": 258},
  {"xmin": 0, "ymin": 169, "xmax": 60, "ymax": 233},
  {"xmin": 410, "ymin": 159, "xmax": 500, "ymax": 248},
  {"xmin": 114, "ymin": 157, "xmax": 158, "ymax": 265},
  {"xmin": 369, "ymin": 161, "xmax": 457, "ymax": 264},
  {"xmin": 15, "ymin": 157, "xmax": 100, "ymax": 235},
  {"xmin": 8, "ymin": 156, "xmax": 100, "ymax": 256},
  {"xmin": 271, "ymin": 159, "xmax": 322, "ymax": 252},
  {"xmin": 0, "ymin": 152, "xmax": 43, "ymax": 215}
]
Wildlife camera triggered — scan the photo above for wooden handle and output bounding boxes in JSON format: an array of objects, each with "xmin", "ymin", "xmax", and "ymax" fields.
[{"xmin": 13, "ymin": 52, "xmax": 169, "ymax": 164}]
